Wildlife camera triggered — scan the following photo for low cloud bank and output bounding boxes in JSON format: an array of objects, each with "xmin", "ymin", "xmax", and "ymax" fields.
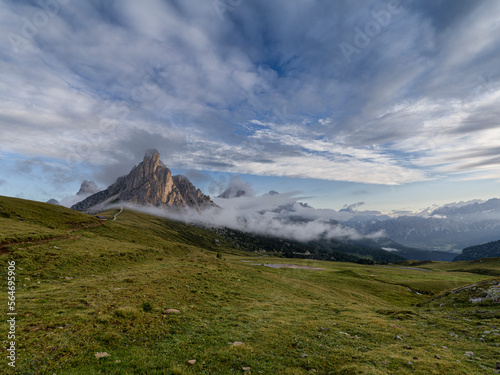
[{"xmin": 126, "ymin": 189, "xmax": 386, "ymax": 243}]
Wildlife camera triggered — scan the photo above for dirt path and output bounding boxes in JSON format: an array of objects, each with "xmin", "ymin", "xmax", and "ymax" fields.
[{"xmin": 112, "ymin": 206, "xmax": 123, "ymax": 221}]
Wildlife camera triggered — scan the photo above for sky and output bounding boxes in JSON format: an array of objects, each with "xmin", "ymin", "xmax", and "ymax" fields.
[{"xmin": 1, "ymin": 0, "xmax": 500, "ymax": 212}]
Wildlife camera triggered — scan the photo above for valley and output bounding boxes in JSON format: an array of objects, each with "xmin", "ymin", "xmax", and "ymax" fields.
[{"xmin": 0, "ymin": 196, "xmax": 499, "ymax": 374}]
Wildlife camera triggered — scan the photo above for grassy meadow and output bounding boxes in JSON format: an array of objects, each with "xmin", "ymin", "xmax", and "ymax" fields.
[{"xmin": 0, "ymin": 196, "xmax": 499, "ymax": 374}]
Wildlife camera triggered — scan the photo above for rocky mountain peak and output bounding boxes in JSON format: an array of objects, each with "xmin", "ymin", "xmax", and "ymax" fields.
[
  {"xmin": 72, "ymin": 150, "xmax": 215, "ymax": 213},
  {"xmin": 77, "ymin": 180, "xmax": 100, "ymax": 196}
]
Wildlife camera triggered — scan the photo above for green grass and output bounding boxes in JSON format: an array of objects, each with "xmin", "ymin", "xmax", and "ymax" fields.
[{"xmin": 0, "ymin": 196, "xmax": 499, "ymax": 374}]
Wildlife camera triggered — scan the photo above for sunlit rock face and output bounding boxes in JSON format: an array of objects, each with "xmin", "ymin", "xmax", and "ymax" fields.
[{"xmin": 72, "ymin": 149, "xmax": 215, "ymax": 212}]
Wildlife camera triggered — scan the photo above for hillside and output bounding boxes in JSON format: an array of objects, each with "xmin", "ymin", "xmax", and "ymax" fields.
[
  {"xmin": 0, "ymin": 196, "xmax": 499, "ymax": 374},
  {"xmin": 454, "ymin": 240, "xmax": 500, "ymax": 261},
  {"xmin": 211, "ymin": 227, "xmax": 405, "ymax": 264}
]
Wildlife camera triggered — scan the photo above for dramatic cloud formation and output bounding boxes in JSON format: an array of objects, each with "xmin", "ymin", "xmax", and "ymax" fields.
[
  {"xmin": 1, "ymin": 0, "xmax": 499, "ymax": 208},
  {"xmin": 128, "ymin": 190, "xmax": 384, "ymax": 243}
]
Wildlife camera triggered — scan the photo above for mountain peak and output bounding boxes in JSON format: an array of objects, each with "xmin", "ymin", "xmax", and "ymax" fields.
[
  {"xmin": 144, "ymin": 149, "xmax": 160, "ymax": 163},
  {"xmin": 72, "ymin": 150, "xmax": 215, "ymax": 212},
  {"xmin": 140, "ymin": 149, "xmax": 164, "ymax": 179},
  {"xmin": 77, "ymin": 180, "xmax": 99, "ymax": 196}
]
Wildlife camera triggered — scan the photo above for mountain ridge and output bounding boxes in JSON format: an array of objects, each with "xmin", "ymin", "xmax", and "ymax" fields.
[{"xmin": 72, "ymin": 150, "xmax": 215, "ymax": 212}]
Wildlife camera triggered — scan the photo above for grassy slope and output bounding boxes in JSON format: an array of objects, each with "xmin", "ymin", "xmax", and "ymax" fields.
[{"xmin": 0, "ymin": 196, "xmax": 498, "ymax": 374}]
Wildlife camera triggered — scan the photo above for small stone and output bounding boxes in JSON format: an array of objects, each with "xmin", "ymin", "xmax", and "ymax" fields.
[
  {"xmin": 301, "ymin": 353, "xmax": 308, "ymax": 358},
  {"xmin": 435, "ymin": 355, "xmax": 441, "ymax": 360},
  {"xmin": 242, "ymin": 367, "xmax": 251, "ymax": 371},
  {"xmin": 232, "ymin": 341, "xmax": 244, "ymax": 346},
  {"xmin": 403, "ymin": 345, "xmax": 412, "ymax": 350},
  {"xmin": 95, "ymin": 352, "xmax": 111, "ymax": 359},
  {"xmin": 186, "ymin": 359, "xmax": 196, "ymax": 366},
  {"xmin": 464, "ymin": 351, "xmax": 474, "ymax": 359},
  {"xmin": 163, "ymin": 309, "xmax": 181, "ymax": 314},
  {"xmin": 441, "ymin": 346, "xmax": 448, "ymax": 350},
  {"xmin": 407, "ymin": 361, "xmax": 413, "ymax": 365},
  {"xmin": 115, "ymin": 360, "xmax": 121, "ymax": 363},
  {"xmin": 394, "ymin": 335, "xmax": 403, "ymax": 340}
]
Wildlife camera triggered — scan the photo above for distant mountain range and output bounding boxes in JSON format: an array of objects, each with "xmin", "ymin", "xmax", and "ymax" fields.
[
  {"xmin": 65, "ymin": 150, "xmax": 500, "ymax": 262},
  {"xmin": 72, "ymin": 150, "xmax": 215, "ymax": 212},
  {"xmin": 454, "ymin": 239, "xmax": 500, "ymax": 261},
  {"xmin": 347, "ymin": 215, "xmax": 500, "ymax": 253}
]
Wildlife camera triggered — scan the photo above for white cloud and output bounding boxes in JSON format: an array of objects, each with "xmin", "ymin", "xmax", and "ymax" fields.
[{"xmin": 1, "ymin": 0, "xmax": 500, "ymax": 201}]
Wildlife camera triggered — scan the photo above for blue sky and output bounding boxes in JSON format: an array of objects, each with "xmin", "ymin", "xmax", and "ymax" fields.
[{"xmin": 0, "ymin": 0, "xmax": 500, "ymax": 212}]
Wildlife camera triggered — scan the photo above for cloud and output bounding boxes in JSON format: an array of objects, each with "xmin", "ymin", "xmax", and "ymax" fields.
[
  {"xmin": 217, "ymin": 175, "xmax": 255, "ymax": 198},
  {"xmin": 342, "ymin": 202, "xmax": 366, "ymax": 211},
  {"xmin": 1, "ymin": 0, "xmax": 500, "ymax": 197},
  {"xmin": 59, "ymin": 180, "xmax": 101, "ymax": 208},
  {"xmin": 126, "ymin": 192, "xmax": 384, "ymax": 243}
]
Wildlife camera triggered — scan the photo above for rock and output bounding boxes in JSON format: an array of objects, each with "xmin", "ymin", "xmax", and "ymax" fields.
[
  {"xmin": 394, "ymin": 335, "xmax": 403, "ymax": 340},
  {"xmin": 231, "ymin": 341, "xmax": 244, "ymax": 346},
  {"xmin": 186, "ymin": 359, "xmax": 196, "ymax": 366},
  {"xmin": 464, "ymin": 351, "xmax": 474, "ymax": 359},
  {"xmin": 95, "ymin": 352, "xmax": 111, "ymax": 359},
  {"xmin": 46, "ymin": 199, "xmax": 59, "ymax": 205},
  {"xmin": 407, "ymin": 361, "xmax": 413, "ymax": 365},
  {"xmin": 72, "ymin": 150, "xmax": 215, "ymax": 212},
  {"xmin": 435, "ymin": 355, "xmax": 441, "ymax": 360},
  {"xmin": 77, "ymin": 180, "xmax": 100, "ymax": 196},
  {"xmin": 301, "ymin": 353, "xmax": 308, "ymax": 358},
  {"xmin": 403, "ymin": 345, "xmax": 412, "ymax": 350},
  {"xmin": 242, "ymin": 367, "xmax": 251, "ymax": 371},
  {"xmin": 163, "ymin": 309, "xmax": 181, "ymax": 314}
]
